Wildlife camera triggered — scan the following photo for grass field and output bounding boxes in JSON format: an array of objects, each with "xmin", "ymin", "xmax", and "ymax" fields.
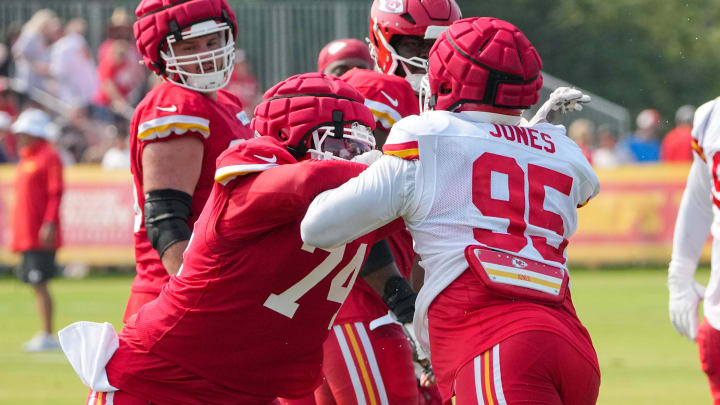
[{"xmin": 0, "ymin": 267, "xmax": 712, "ymax": 404}]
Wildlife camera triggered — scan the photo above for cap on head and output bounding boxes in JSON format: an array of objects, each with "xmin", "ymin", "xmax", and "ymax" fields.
[
  {"xmin": 636, "ymin": 109, "xmax": 660, "ymax": 130},
  {"xmin": 11, "ymin": 109, "xmax": 51, "ymax": 139},
  {"xmin": 425, "ymin": 17, "xmax": 543, "ymax": 112},
  {"xmin": 134, "ymin": 0, "xmax": 238, "ymax": 92},
  {"xmin": 317, "ymin": 39, "xmax": 373, "ymax": 75},
  {"xmin": 252, "ymin": 72, "xmax": 376, "ymax": 160}
]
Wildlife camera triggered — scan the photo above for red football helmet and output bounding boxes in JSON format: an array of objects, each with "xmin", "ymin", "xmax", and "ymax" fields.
[
  {"xmin": 252, "ymin": 73, "xmax": 376, "ymax": 160},
  {"xmin": 424, "ymin": 17, "xmax": 543, "ymax": 112},
  {"xmin": 317, "ymin": 39, "xmax": 373, "ymax": 76},
  {"xmin": 369, "ymin": 0, "xmax": 461, "ymax": 90},
  {"xmin": 134, "ymin": 0, "xmax": 237, "ymax": 92}
]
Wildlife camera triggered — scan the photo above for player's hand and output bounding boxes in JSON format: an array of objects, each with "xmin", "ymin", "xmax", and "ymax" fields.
[
  {"xmin": 669, "ymin": 279, "xmax": 706, "ymax": 341},
  {"xmin": 351, "ymin": 149, "xmax": 383, "ymax": 166},
  {"xmin": 527, "ymin": 87, "xmax": 591, "ymax": 126},
  {"xmin": 38, "ymin": 222, "xmax": 57, "ymax": 249},
  {"xmin": 419, "ymin": 363, "xmax": 436, "ymax": 387}
]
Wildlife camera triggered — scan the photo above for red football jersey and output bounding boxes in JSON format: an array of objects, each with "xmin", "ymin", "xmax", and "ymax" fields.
[
  {"xmin": 341, "ymin": 68, "xmax": 420, "ymax": 132},
  {"xmin": 129, "ymin": 81, "xmax": 252, "ymax": 294},
  {"xmin": 111, "ymin": 137, "xmax": 401, "ymax": 402}
]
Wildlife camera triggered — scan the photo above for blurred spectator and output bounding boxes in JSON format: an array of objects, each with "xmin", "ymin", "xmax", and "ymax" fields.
[
  {"xmin": 622, "ymin": 108, "xmax": 662, "ymax": 162},
  {"xmin": 0, "ymin": 76, "xmax": 20, "ymax": 118},
  {"xmin": 224, "ymin": 49, "xmax": 261, "ymax": 115},
  {"xmin": 0, "ymin": 22, "xmax": 21, "ymax": 77},
  {"xmin": 10, "ymin": 108, "xmax": 63, "ymax": 352},
  {"xmin": 101, "ymin": 127, "xmax": 130, "ymax": 170},
  {"xmin": 0, "ymin": 111, "xmax": 12, "ymax": 162},
  {"xmin": 11, "ymin": 9, "xmax": 61, "ymax": 93},
  {"xmin": 96, "ymin": 8, "xmax": 145, "ymax": 110},
  {"xmin": 49, "ymin": 19, "xmax": 97, "ymax": 108},
  {"xmin": 660, "ymin": 104, "xmax": 696, "ymax": 162},
  {"xmin": 317, "ymin": 38, "xmax": 373, "ymax": 77},
  {"xmin": 568, "ymin": 118, "xmax": 595, "ymax": 164},
  {"xmin": 92, "ymin": 39, "xmax": 137, "ymax": 121},
  {"xmin": 592, "ymin": 125, "xmax": 630, "ymax": 168}
]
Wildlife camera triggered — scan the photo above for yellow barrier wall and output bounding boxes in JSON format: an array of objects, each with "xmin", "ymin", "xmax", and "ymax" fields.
[
  {"xmin": 0, "ymin": 164, "xmax": 134, "ymax": 266},
  {"xmin": 0, "ymin": 163, "xmax": 704, "ymax": 267}
]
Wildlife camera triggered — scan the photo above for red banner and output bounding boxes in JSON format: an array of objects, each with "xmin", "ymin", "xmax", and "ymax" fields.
[
  {"xmin": 0, "ymin": 165, "xmax": 135, "ymax": 265},
  {"xmin": 0, "ymin": 163, "xmax": 705, "ymax": 266}
]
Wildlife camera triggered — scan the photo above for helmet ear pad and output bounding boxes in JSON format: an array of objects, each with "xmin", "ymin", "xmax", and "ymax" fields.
[{"xmin": 428, "ymin": 17, "xmax": 543, "ymax": 112}]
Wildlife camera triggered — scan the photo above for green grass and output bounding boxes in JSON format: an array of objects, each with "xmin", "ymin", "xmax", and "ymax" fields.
[{"xmin": 0, "ymin": 268, "xmax": 712, "ymax": 404}]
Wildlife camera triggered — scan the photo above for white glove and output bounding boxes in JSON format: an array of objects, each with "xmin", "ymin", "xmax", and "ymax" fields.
[
  {"xmin": 669, "ymin": 279, "xmax": 706, "ymax": 341},
  {"xmin": 351, "ymin": 149, "xmax": 383, "ymax": 166},
  {"xmin": 527, "ymin": 87, "xmax": 592, "ymax": 126}
]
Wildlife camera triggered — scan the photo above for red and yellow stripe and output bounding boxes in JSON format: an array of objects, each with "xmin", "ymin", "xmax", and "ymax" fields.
[
  {"xmin": 343, "ymin": 323, "xmax": 380, "ymax": 405},
  {"xmin": 691, "ymin": 138, "xmax": 706, "ymax": 162},
  {"xmin": 382, "ymin": 141, "xmax": 419, "ymax": 160}
]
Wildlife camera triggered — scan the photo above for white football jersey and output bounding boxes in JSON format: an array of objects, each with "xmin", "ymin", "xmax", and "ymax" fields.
[
  {"xmin": 670, "ymin": 97, "xmax": 720, "ymax": 329},
  {"xmin": 301, "ymin": 110, "xmax": 600, "ymax": 350}
]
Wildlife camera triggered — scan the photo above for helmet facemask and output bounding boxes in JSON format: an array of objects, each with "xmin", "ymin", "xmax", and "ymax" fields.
[
  {"xmin": 162, "ymin": 20, "xmax": 235, "ymax": 92},
  {"xmin": 308, "ymin": 121, "xmax": 376, "ymax": 161}
]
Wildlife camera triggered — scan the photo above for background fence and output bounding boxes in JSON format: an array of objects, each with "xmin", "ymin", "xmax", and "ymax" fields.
[{"xmin": 0, "ymin": 0, "xmax": 630, "ymax": 133}]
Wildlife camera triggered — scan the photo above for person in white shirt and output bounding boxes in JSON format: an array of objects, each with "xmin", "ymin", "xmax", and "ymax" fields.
[
  {"xmin": 668, "ymin": 96, "xmax": 720, "ymax": 403},
  {"xmin": 301, "ymin": 17, "xmax": 600, "ymax": 405}
]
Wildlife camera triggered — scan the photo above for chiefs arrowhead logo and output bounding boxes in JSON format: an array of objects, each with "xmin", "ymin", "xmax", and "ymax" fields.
[{"xmin": 379, "ymin": 0, "xmax": 404, "ymax": 13}]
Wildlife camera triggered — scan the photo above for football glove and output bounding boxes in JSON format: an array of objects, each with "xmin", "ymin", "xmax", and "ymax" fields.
[
  {"xmin": 527, "ymin": 87, "xmax": 591, "ymax": 126},
  {"xmin": 669, "ymin": 278, "xmax": 706, "ymax": 342}
]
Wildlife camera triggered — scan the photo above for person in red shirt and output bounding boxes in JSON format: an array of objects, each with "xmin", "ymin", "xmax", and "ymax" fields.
[
  {"xmin": 661, "ymin": 104, "xmax": 696, "ymax": 162},
  {"xmin": 123, "ymin": 0, "xmax": 253, "ymax": 323},
  {"xmin": 59, "ymin": 72, "xmax": 416, "ymax": 405},
  {"xmin": 10, "ymin": 108, "xmax": 63, "ymax": 352}
]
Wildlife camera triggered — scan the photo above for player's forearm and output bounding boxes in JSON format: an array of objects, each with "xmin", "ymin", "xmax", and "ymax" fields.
[
  {"xmin": 301, "ymin": 156, "xmax": 408, "ymax": 248},
  {"xmin": 160, "ymin": 240, "xmax": 187, "ymax": 275},
  {"xmin": 669, "ymin": 159, "xmax": 713, "ymax": 278}
]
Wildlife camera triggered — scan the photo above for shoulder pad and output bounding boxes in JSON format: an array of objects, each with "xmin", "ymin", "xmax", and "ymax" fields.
[
  {"xmin": 136, "ymin": 83, "xmax": 212, "ymax": 142},
  {"xmin": 214, "ymin": 137, "xmax": 295, "ymax": 185},
  {"xmin": 341, "ymin": 69, "xmax": 419, "ymax": 129},
  {"xmin": 690, "ymin": 98, "xmax": 719, "ymax": 162}
]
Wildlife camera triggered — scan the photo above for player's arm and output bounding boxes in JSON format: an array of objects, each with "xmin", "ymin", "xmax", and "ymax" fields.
[
  {"xmin": 668, "ymin": 154, "xmax": 713, "ymax": 341},
  {"xmin": 301, "ymin": 154, "xmax": 415, "ymax": 248},
  {"xmin": 142, "ymin": 135, "xmax": 203, "ymax": 274}
]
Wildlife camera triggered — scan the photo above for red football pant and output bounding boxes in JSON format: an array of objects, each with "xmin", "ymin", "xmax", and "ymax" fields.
[
  {"xmin": 698, "ymin": 318, "xmax": 720, "ymax": 404},
  {"xmin": 453, "ymin": 331, "xmax": 599, "ymax": 405},
  {"xmin": 122, "ymin": 291, "xmax": 158, "ymax": 324},
  {"xmin": 318, "ymin": 321, "xmax": 418, "ymax": 405}
]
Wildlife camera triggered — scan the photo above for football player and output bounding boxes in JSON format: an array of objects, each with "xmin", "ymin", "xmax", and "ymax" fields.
[
  {"xmin": 124, "ymin": 0, "xmax": 253, "ymax": 323},
  {"xmin": 301, "ymin": 17, "xmax": 601, "ymax": 405},
  {"xmin": 60, "ymin": 72, "xmax": 421, "ymax": 405},
  {"xmin": 668, "ymin": 97, "xmax": 720, "ymax": 402}
]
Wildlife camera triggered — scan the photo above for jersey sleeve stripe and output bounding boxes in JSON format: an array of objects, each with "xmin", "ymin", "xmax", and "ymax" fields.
[
  {"xmin": 137, "ymin": 115, "xmax": 211, "ymax": 141},
  {"xmin": 365, "ymin": 98, "xmax": 402, "ymax": 128},
  {"xmin": 214, "ymin": 163, "xmax": 278, "ymax": 185},
  {"xmin": 691, "ymin": 138, "xmax": 706, "ymax": 162},
  {"xmin": 382, "ymin": 141, "xmax": 419, "ymax": 160}
]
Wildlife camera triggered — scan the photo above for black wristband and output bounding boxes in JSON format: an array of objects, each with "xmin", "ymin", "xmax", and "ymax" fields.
[
  {"xmin": 360, "ymin": 239, "xmax": 395, "ymax": 277},
  {"xmin": 382, "ymin": 275, "xmax": 416, "ymax": 324},
  {"xmin": 144, "ymin": 189, "xmax": 193, "ymax": 257}
]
